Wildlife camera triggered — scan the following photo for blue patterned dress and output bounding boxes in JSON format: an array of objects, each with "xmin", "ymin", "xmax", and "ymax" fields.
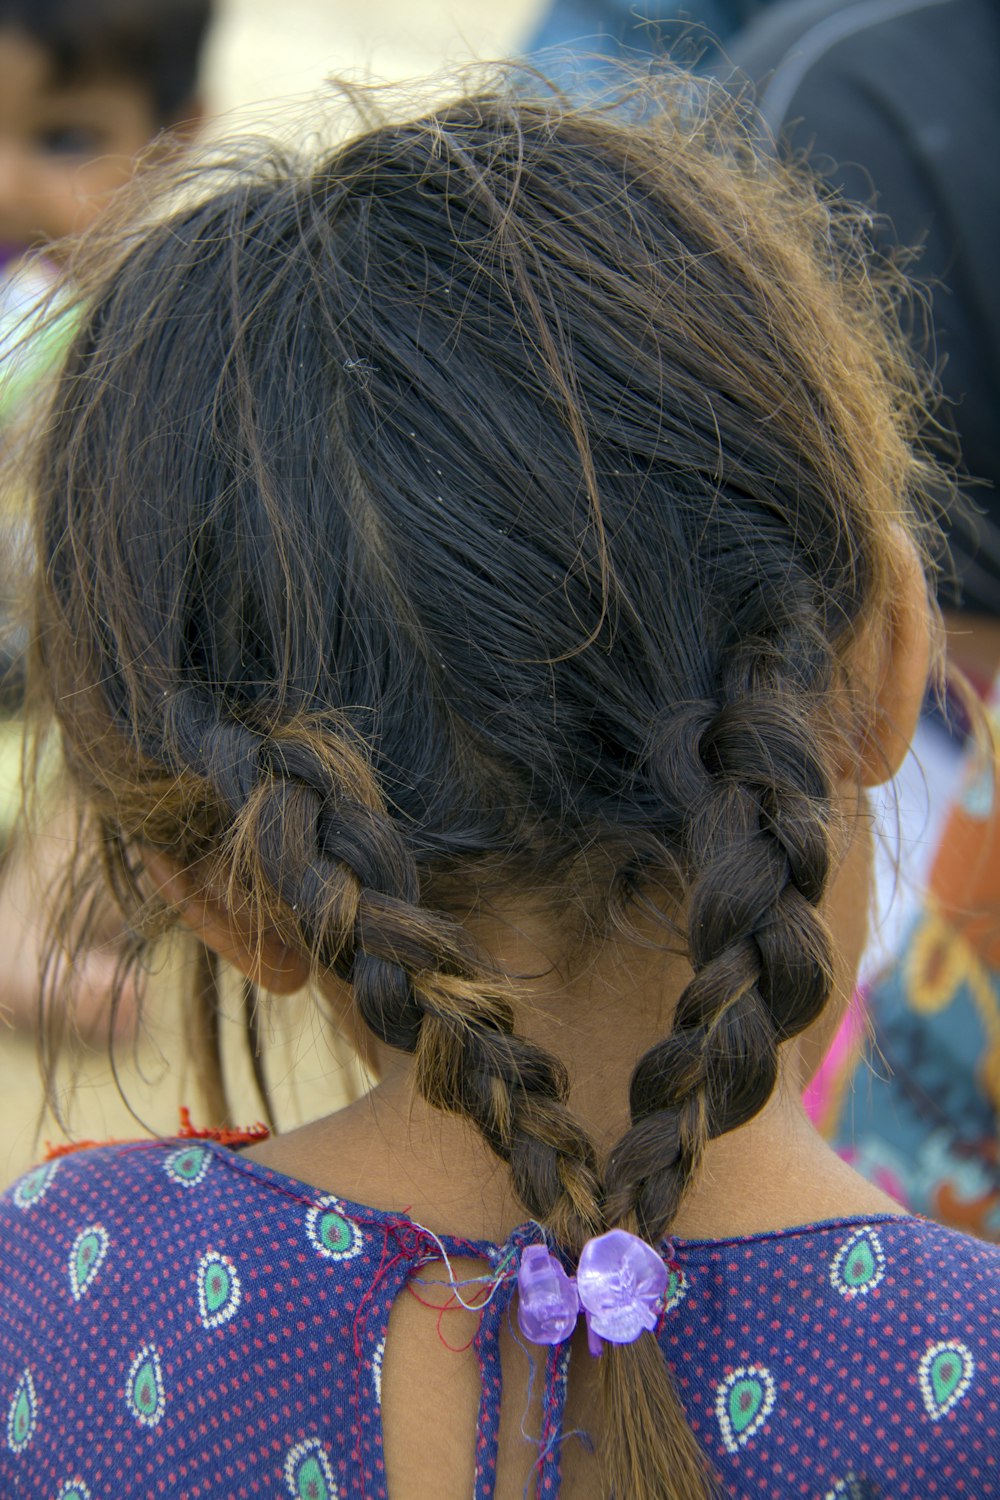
[{"xmin": 1, "ymin": 1136, "xmax": 999, "ymax": 1497}]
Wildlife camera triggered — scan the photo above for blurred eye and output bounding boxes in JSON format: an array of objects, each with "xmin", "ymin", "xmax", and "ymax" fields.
[{"xmin": 36, "ymin": 125, "xmax": 105, "ymax": 156}]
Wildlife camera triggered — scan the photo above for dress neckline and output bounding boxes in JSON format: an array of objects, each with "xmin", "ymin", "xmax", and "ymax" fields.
[{"xmin": 191, "ymin": 1135, "xmax": 918, "ymax": 1258}]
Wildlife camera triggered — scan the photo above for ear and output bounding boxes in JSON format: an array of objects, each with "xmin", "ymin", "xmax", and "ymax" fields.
[
  {"xmin": 856, "ymin": 536, "xmax": 932, "ymax": 788},
  {"xmin": 143, "ymin": 853, "xmax": 311, "ymax": 995}
]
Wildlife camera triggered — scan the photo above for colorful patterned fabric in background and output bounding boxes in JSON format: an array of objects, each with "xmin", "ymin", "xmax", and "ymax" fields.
[
  {"xmin": 822, "ymin": 693, "xmax": 1000, "ymax": 1241},
  {"xmin": 0, "ymin": 255, "xmax": 77, "ymax": 853},
  {"xmin": 2, "ymin": 1137, "xmax": 1000, "ymax": 1497}
]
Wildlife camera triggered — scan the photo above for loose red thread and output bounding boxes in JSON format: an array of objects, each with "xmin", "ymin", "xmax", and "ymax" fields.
[
  {"xmin": 44, "ymin": 1138, "xmax": 123, "ymax": 1162},
  {"xmin": 44, "ymin": 1106, "xmax": 269, "ymax": 1161},
  {"xmin": 175, "ymin": 1105, "xmax": 270, "ymax": 1148},
  {"xmin": 346, "ymin": 1218, "xmax": 500, "ymax": 1494},
  {"xmin": 405, "ymin": 1279, "xmax": 492, "ymax": 1354}
]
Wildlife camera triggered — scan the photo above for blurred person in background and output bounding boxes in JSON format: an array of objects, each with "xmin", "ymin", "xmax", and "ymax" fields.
[
  {"xmin": 1, "ymin": 0, "xmax": 213, "ymax": 411},
  {"xmin": 727, "ymin": 0, "xmax": 1000, "ymax": 657},
  {"xmin": 0, "ymin": 0, "xmax": 214, "ymax": 1038},
  {"xmin": 723, "ymin": 0, "xmax": 1000, "ymax": 1237}
]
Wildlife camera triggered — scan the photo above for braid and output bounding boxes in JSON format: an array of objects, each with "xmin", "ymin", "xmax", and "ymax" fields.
[
  {"xmin": 162, "ymin": 689, "xmax": 603, "ymax": 1252},
  {"xmin": 606, "ymin": 669, "xmax": 834, "ymax": 1237},
  {"xmin": 595, "ymin": 637, "xmax": 837, "ymax": 1500}
]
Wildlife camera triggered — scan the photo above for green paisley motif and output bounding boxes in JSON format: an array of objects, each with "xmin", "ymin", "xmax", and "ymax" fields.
[
  {"xmin": 283, "ymin": 1438, "xmax": 338, "ymax": 1499},
  {"xmin": 919, "ymin": 1340, "xmax": 974, "ymax": 1420},
  {"xmin": 163, "ymin": 1144, "xmax": 210, "ymax": 1187},
  {"xmin": 70, "ymin": 1225, "xmax": 109, "ymax": 1301},
  {"xmin": 13, "ymin": 1162, "xmax": 57, "ymax": 1209},
  {"xmin": 715, "ymin": 1365, "xmax": 776, "ymax": 1454},
  {"xmin": 306, "ymin": 1196, "xmax": 362, "ymax": 1262},
  {"xmin": 663, "ymin": 1265, "xmax": 687, "ymax": 1313},
  {"xmin": 196, "ymin": 1250, "xmax": 242, "ymax": 1329},
  {"xmin": 829, "ymin": 1227, "xmax": 886, "ymax": 1299},
  {"xmin": 6, "ymin": 1368, "xmax": 37, "ymax": 1453},
  {"xmin": 126, "ymin": 1344, "xmax": 165, "ymax": 1427}
]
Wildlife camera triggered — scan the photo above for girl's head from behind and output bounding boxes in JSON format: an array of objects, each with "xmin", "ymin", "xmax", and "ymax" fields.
[{"xmin": 29, "ymin": 72, "xmax": 937, "ymax": 1497}]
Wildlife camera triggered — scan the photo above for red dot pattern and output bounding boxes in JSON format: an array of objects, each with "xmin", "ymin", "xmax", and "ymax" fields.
[{"xmin": 0, "ymin": 1140, "xmax": 998, "ymax": 1496}]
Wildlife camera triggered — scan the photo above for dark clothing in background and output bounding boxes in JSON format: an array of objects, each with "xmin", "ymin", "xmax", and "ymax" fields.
[
  {"xmin": 528, "ymin": 0, "xmax": 769, "ymax": 66},
  {"xmin": 727, "ymin": 0, "xmax": 1000, "ymax": 612}
]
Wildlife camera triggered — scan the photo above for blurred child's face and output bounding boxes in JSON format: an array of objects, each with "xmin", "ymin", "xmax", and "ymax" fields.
[{"xmin": 0, "ymin": 28, "xmax": 158, "ymax": 255}]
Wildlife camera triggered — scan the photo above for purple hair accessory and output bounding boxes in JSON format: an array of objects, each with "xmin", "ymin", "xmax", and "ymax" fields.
[
  {"xmin": 516, "ymin": 1244, "xmax": 580, "ymax": 1345},
  {"xmin": 576, "ymin": 1229, "xmax": 668, "ymax": 1345},
  {"xmin": 585, "ymin": 1315, "xmax": 606, "ymax": 1358}
]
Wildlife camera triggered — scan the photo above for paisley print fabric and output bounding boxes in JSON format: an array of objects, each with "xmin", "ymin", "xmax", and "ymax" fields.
[{"xmin": 1, "ymin": 1139, "xmax": 999, "ymax": 1496}]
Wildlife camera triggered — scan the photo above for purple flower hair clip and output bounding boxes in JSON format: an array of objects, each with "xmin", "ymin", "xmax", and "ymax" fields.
[
  {"xmin": 515, "ymin": 1244, "xmax": 579, "ymax": 1345},
  {"xmin": 516, "ymin": 1229, "xmax": 670, "ymax": 1356}
]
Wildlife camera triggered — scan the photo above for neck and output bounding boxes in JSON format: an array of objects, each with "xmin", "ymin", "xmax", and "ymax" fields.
[
  {"xmin": 248, "ymin": 882, "xmax": 902, "ymax": 1244},
  {"xmin": 360, "ymin": 1053, "xmax": 889, "ymax": 1246}
]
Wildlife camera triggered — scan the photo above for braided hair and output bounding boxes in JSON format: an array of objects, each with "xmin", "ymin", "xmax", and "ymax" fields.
[{"xmin": 28, "ymin": 70, "xmax": 938, "ymax": 1499}]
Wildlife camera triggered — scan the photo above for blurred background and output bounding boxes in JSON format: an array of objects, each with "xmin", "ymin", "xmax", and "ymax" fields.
[{"xmin": 202, "ymin": 0, "xmax": 540, "ymax": 119}]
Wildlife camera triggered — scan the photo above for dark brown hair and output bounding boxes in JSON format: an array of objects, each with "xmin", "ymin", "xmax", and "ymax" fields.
[{"xmin": 26, "ymin": 69, "xmax": 939, "ymax": 1498}]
